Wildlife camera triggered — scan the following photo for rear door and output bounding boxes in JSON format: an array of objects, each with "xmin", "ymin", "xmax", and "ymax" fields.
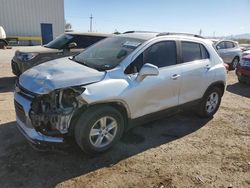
[
  {"xmin": 216, "ymin": 41, "xmax": 229, "ymax": 63},
  {"xmin": 217, "ymin": 41, "xmax": 237, "ymax": 63},
  {"xmin": 179, "ymin": 41, "xmax": 214, "ymax": 104},
  {"xmin": 124, "ymin": 41, "xmax": 182, "ymax": 118},
  {"xmin": 224, "ymin": 41, "xmax": 237, "ymax": 63}
]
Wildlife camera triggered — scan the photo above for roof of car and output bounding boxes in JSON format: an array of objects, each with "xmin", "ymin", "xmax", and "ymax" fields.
[
  {"xmin": 118, "ymin": 32, "xmax": 159, "ymax": 40},
  {"xmin": 243, "ymin": 54, "xmax": 250, "ymax": 60},
  {"xmin": 65, "ymin": 32, "xmax": 113, "ymax": 37},
  {"xmin": 218, "ymin": 39, "xmax": 238, "ymax": 43},
  {"xmin": 209, "ymin": 39, "xmax": 239, "ymax": 44},
  {"xmin": 118, "ymin": 31, "xmax": 207, "ymax": 41}
]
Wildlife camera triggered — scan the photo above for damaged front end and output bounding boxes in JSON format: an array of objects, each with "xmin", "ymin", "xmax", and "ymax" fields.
[{"xmin": 29, "ymin": 86, "xmax": 86, "ymax": 137}]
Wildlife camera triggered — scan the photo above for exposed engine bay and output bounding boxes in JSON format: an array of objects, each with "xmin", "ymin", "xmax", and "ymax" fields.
[{"xmin": 29, "ymin": 87, "xmax": 85, "ymax": 136}]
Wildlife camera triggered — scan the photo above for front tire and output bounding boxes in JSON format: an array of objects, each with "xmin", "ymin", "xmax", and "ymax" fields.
[
  {"xmin": 197, "ymin": 87, "xmax": 222, "ymax": 118},
  {"xmin": 74, "ymin": 106, "xmax": 124, "ymax": 154}
]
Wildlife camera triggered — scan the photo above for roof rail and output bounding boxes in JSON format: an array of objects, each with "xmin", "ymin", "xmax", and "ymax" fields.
[
  {"xmin": 156, "ymin": 32, "xmax": 205, "ymax": 39},
  {"xmin": 123, "ymin": 31, "xmax": 157, "ymax": 34}
]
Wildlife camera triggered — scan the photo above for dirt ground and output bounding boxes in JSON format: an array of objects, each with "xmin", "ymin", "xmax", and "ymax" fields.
[{"xmin": 0, "ymin": 47, "xmax": 249, "ymax": 188}]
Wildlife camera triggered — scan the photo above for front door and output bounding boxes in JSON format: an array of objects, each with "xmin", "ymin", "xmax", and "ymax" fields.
[
  {"xmin": 41, "ymin": 23, "xmax": 53, "ymax": 45},
  {"xmin": 124, "ymin": 41, "xmax": 181, "ymax": 119}
]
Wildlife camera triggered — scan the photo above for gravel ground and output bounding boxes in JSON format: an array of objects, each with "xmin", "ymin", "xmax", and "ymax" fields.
[{"xmin": 0, "ymin": 47, "xmax": 249, "ymax": 188}]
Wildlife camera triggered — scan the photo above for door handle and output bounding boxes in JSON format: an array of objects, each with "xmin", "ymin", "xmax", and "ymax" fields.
[{"xmin": 171, "ymin": 74, "xmax": 180, "ymax": 80}]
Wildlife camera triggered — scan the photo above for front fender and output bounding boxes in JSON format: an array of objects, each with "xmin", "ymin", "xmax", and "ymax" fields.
[{"xmin": 81, "ymin": 78, "xmax": 131, "ymax": 117}]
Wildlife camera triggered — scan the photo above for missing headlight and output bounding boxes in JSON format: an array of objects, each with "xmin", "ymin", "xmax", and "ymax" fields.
[{"xmin": 30, "ymin": 87, "xmax": 86, "ymax": 135}]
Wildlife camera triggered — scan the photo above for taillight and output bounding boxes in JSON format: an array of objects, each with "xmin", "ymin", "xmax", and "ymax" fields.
[{"xmin": 223, "ymin": 63, "xmax": 229, "ymax": 73}]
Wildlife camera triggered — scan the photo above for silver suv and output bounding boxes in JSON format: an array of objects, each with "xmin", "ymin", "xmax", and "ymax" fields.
[
  {"xmin": 213, "ymin": 39, "xmax": 242, "ymax": 70},
  {"xmin": 14, "ymin": 32, "xmax": 227, "ymax": 154}
]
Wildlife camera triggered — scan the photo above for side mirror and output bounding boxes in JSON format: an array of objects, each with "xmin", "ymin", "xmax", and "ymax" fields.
[
  {"xmin": 68, "ymin": 42, "xmax": 77, "ymax": 49},
  {"xmin": 216, "ymin": 45, "xmax": 220, "ymax": 50},
  {"xmin": 136, "ymin": 63, "xmax": 159, "ymax": 81}
]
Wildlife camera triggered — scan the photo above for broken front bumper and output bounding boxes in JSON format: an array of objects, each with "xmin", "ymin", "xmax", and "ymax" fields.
[{"xmin": 14, "ymin": 91, "xmax": 64, "ymax": 145}]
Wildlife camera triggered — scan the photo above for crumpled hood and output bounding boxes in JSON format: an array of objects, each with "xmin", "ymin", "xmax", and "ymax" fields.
[
  {"xmin": 19, "ymin": 57, "xmax": 106, "ymax": 94},
  {"xmin": 17, "ymin": 46, "xmax": 59, "ymax": 53}
]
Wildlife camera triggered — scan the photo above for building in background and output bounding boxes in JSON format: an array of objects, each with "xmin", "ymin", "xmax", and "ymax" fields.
[{"xmin": 0, "ymin": 0, "xmax": 64, "ymax": 45}]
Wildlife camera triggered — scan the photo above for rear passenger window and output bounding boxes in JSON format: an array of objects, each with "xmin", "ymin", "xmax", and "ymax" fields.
[
  {"xmin": 225, "ymin": 41, "xmax": 235, "ymax": 49},
  {"xmin": 182, "ymin": 42, "xmax": 200, "ymax": 62},
  {"xmin": 181, "ymin": 42, "xmax": 209, "ymax": 63}
]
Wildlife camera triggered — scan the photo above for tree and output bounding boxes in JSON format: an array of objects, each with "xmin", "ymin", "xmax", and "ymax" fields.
[{"xmin": 65, "ymin": 22, "xmax": 73, "ymax": 32}]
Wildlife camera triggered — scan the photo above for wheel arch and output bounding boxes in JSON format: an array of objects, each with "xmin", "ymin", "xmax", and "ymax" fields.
[
  {"xmin": 233, "ymin": 55, "xmax": 240, "ymax": 62},
  {"xmin": 203, "ymin": 81, "xmax": 226, "ymax": 97},
  {"xmin": 68, "ymin": 100, "xmax": 130, "ymax": 135}
]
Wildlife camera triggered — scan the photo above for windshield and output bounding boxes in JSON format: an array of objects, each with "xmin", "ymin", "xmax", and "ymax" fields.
[
  {"xmin": 45, "ymin": 34, "xmax": 74, "ymax": 49},
  {"xmin": 74, "ymin": 36, "xmax": 145, "ymax": 70}
]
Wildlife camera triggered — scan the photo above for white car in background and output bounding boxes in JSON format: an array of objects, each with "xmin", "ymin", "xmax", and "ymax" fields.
[
  {"xmin": 0, "ymin": 26, "xmax": 8, "ymax": 48},
  {"xmin": 212, "ymin": 39, "xmax": 242, "ymax": 70},
  {"xmin": 242, "ymin": 48, "xmax": 250, "ymax": 57}
]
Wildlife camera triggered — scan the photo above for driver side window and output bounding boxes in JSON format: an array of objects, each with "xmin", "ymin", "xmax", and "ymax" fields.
[{"xmin": 125, "ymin": 41, "xmax": 177, "ymax": 74}]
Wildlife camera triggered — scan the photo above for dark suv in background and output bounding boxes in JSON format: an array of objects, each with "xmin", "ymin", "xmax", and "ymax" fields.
[{"xmin": 11, "ymin": 32, "xmax": 112, "ymax": 76}]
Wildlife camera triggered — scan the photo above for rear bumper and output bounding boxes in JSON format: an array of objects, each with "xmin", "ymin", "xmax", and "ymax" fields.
[
  {"xmin": 236, "ymin": 67, "xmax": 250, "ymax": 82},
  {"xmin": 237, "ymin": 74, "xmax": 250, "ymax": 82},
  {"xmin": 14, "ymin": 91, "xmax": 64, "ymax": 146}
]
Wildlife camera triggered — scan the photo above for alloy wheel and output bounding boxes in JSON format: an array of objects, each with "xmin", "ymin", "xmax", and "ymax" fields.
[
  {"xmin": 89, "ymin": 116, "xmax": 118, "ymax": 148},
  {"xmin": 233, "ymin": 58, "xmax": 239, "ymax": 69},
  {"xmin": 206, "ymin": 92, "xmax": 219, "ymax": 114}
]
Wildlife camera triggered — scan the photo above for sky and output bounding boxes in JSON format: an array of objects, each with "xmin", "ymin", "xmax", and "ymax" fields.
[{"xmin": 64, "ymin": 0, "xmax": 250, "ymax": 37}]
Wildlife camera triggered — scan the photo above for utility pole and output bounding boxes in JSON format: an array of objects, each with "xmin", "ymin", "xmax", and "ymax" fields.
[
  {"xmin": 89, "ymin": 14, "xmax": 93, "ymax": 32},
  {"xmin": 199, "ymin": 29, "xmax": 202, "ymax": 36}
]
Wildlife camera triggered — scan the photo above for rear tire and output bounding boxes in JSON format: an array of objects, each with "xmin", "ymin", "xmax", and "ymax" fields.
[
  {"xmin": 74, "ymin": 105, "xmax": 124, "ymax": 154},
  {"xmin": 197, "ymin": 87, "xmax": 222, "ymax": 118},
  {"xmin": 230, "ymin": 57, "xmax": 239, "ymax": 70}
]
